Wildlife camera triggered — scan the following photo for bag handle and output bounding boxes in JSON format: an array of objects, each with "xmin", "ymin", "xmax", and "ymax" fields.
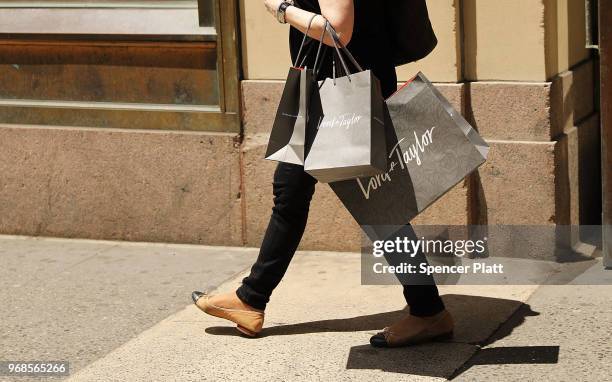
[
  {"xmin": 300, "ymin": 17, "xmax": 358, "ymax": 78},
  {"xmin": 312, "ymin": 19, "xmax": 329, "ymax": 76},
  {"xmin": 295, "ymin": 15, "xmax": 330, "ymax": 77},
  {"xmin": 321, "ymin": 19, "xmax": 363, "ymax": 85},
  {"xmin": 293, "ymin": 14, "xmax": 318, "ymax": 68},
  {"xmin": 323, "ymin": 21, "xmax": 363, "ymax": 82},
  {"xmin": 293, "ymin": 16, "xmax": 363, "ymax": 81}
]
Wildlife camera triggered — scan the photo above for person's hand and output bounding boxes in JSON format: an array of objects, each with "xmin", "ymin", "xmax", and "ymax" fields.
[{"xmin": 264, "ymin": 0, "xmax": 284, "ymax": 17}]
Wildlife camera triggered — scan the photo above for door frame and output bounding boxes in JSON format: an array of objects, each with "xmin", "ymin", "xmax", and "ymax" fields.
[{"xmin": 600, "ymin": 0, "xmax": 611, "ymax": 267}]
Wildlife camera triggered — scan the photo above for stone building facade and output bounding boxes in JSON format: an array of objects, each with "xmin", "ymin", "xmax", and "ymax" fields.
[{"xmin": 0, "ymin": 0, "xmax": 601, "ymax": 252}]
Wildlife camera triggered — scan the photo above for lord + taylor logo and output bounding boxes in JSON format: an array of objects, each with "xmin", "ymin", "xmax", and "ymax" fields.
[{"xmin": 356, "ymin": 126, "xmax": 436, "ymax": 200}]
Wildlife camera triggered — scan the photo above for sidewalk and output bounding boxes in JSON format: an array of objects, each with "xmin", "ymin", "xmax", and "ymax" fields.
[
  {"xmin": 0, "ymin": 235, "xmax": 257, "ymax": 381},
  {"xmin": 1, "ymin": 235, "xmax": 611, "ymax": 381}
]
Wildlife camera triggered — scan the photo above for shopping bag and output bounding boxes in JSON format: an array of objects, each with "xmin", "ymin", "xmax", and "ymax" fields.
[
  {"xmin": 265, "ymin": 67, "xmax": 312, "ymax": 164},
  {"xmin": 304, "ymin": 23, "xmax": 388, "ymax": 183},
  {"xmin": 330, "ymin": 72, "xmax": 489, "ymax": 225},
  {"xmin": 265, "ymin": 15, "xmax": 323, "ymax": 165}
]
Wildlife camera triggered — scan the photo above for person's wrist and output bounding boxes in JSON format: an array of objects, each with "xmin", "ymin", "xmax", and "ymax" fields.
[
  {"xmin": 264, "ymin": 0, "xmax": 283, "ymax": 18},
  {"xmin": 276, "ymin": 1, "xmax": 294, "ymax": 24}
]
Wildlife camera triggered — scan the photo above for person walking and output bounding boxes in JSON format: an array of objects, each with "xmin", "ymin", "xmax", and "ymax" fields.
[{"xmin": 192, "ymin": 0, "xmax": 454, "ymax": 348}]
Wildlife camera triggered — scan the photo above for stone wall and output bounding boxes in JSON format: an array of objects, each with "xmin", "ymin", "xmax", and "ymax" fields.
[{"xmin": 0, "ymin": 0, "xmax": 600, "ymax": 250}]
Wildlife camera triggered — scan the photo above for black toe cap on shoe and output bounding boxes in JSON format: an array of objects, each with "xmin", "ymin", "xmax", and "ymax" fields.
[
  {"xmin": 191, "ymin": 291, "xmax": 205, "ymax": 303},
  {"xmin": 370, "ymin": 333, "xmax": 389, "ymax": 348}
]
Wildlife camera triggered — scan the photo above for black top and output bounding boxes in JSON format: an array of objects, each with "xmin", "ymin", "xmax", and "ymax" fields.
[{"xmin": 289, "ymin": 0, "xmax": 397, "ymax": 98}]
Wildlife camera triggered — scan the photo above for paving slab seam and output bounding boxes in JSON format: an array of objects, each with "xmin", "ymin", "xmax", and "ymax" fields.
[
  {"xmin": 0, "ymin": 234, "xmax": 260, "ymax": 252},
  {"xmin": 64, "ymin": 266, "xmax": 254, "ymax": 382},
  {"xmin": 66, "ymin": 276, "xmax": 253, "ymax": 381},
  {"xmin": 10, "ymin": 242, "xmax": 121, "ymax": 289},
  {"xmin": 58, "ymin": 250, "xmax": 544, "ymax": 381},
  {"xmin": 446, "ymin": 285, "xmax": 543, "ymax": 380}
]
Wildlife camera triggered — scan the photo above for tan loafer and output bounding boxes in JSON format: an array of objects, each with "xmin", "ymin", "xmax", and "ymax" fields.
[
  {"xmin": 370, "ymin": 309, "xmax": 454, "ymax": 347},
  {"xmin": 192, "ymin": 291, "xmax": 264, "ymax": 337}
]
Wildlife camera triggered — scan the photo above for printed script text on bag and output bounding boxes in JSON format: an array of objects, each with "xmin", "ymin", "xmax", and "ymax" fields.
[
  {"xmin": 330, "ymin": 72, "xmax": 489, "ymax": 225},
  {"xmin": 304, "ymin": 70, "xmax": 388, "ymax": 183}
]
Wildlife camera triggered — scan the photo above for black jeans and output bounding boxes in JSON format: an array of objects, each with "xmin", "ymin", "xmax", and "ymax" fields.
[{"xmin": 236, "ymin": 162, "xmax": 445, "ymax": 317}]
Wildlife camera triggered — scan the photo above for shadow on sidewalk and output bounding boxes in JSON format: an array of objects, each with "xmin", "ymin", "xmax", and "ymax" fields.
[
  {"xmin": 206, "ymin": 294, "xmax": 559, "ymax": 379},
  {"xmin": 205, "ymin": 294, "xmax": 533, "ymax": 341}
]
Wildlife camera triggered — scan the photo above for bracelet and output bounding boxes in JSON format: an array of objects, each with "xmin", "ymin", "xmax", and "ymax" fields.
[{"xmin": 277, "ymin": 1, "xmax": 294, "ymax": 24}]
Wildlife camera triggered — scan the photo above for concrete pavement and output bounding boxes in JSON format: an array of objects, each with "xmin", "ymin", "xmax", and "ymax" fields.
[
  {"xmin": 1, "ymin": 235, "xmax": 611, "ymax": 381},
  {"xmin": 453, "ymin": 285, "xmax": 612, "ymax": 381},
  {"xmin": 0, "ymin": 235, "xmax": 257, "ymax": 381}
]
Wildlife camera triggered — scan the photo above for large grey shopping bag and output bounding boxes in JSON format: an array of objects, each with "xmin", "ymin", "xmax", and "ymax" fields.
[
  {"xmin": 330, "ymin": 72, "xmax": 489, "ymax": 225},
  {"xmin": 304, "ymin": 23, "xmax": 388, "ymax": 183},
  {"xmin": 265, "ymin": 16, "xmax": 323, "ymax": 165}
]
